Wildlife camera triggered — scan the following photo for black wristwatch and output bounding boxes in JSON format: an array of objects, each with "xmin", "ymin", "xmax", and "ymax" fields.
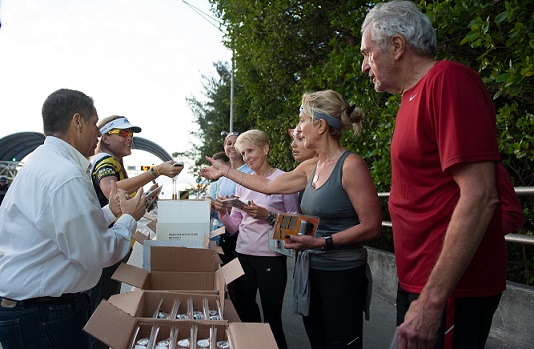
[
  {"xmin": 266, "ymin": 211, "xmax": 277, "ymax": 226},
  {"xmin": 323, "ymin": 235, "xmax": 335, "ymax": 251}
]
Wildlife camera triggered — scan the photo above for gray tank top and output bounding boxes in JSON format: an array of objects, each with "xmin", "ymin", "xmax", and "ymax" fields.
[{"xmin": 300, "ymin": 150, "xmax": 363, "ymax": 270}]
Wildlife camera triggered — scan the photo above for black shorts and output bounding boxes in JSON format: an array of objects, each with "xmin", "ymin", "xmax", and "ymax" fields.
[{"xmin": 396, "ymin": 284, "xmax": 501, "ymax": 349}]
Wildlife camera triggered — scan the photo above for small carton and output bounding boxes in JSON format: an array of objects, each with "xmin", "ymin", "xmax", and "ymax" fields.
[
  {"xmin": 112, "ymin": 246, "xmax": 244, "ymax": 305},
  {"xmin": 107, "ymin": 289, "xmax": 239, "ymax": 322},
  {"xmin": 84, "ymin": 300, "xmax": 278, "ymax": 349},
  {"xmin": 156, "ymin": 200, "xmax": 211, "ymax": 243}
]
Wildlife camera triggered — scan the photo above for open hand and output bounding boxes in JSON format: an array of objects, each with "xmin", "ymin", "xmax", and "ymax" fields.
[
  {"xmin": 199, "ymin": 156, "xmax": 228, "ymax": 181},
  {"xmin": 119, "ymin": 187, "xmax": 147, "ymax": 221}
]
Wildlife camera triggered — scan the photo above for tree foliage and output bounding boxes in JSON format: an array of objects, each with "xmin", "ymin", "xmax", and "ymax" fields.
[{"xmin": 187, "ymin": 0, "xmax": 533, "ymax": 284}]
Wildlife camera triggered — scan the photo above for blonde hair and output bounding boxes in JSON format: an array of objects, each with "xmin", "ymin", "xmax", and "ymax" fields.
[
  {"xmin": 235, "ymin": 129, "xmax": 270, "ymax": 154},
  {"xmin": 301, "ymin": 90, "xmax": 363, "ymax": 140}
]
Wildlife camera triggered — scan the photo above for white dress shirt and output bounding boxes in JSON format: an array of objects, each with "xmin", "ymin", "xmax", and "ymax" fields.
[{"xmin": 0, "ymin": 137, "xmax": 136, "ymax": 300}]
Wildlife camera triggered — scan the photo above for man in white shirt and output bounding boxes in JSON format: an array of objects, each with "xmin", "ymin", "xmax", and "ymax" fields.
[{"xmin": 0, "ymin": 88, "xmax": 147, "ymax": 349}]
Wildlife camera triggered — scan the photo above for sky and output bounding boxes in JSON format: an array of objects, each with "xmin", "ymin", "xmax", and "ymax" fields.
[{"xmin": 0, "ymin": 0, "xmax": 231, "ymax": 197}]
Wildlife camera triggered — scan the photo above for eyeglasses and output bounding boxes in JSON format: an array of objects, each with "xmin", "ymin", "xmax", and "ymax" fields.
[
  {"xmin": 288, "ymin": 129, "xmax": 295, "ymax": 138},
  {"xmin": 221, "ymin": 131, "xmax": 240, "ymax": 138},
  {"xmin": 107, "ymin": 129, "xmax": 134, "ymax": 138}
]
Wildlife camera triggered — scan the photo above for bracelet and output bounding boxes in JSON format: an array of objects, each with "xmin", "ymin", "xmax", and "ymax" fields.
[
  {"xmin": 266, "ymin": 211, "xmax": 277, "ymax": 226},
  {"xmin": 150, "ymin": 166, "xmax": 159, "ymax": 179},
  {"xmin": 239, "ymin": 172, "xmax": 244, "ymax": 186},
  {"xmin": 226, "ymin": 165, "xmax": 231, "ymax": 178}
]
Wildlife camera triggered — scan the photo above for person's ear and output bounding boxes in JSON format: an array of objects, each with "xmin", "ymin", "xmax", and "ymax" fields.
[
  {"xmin": 101, "ymin": 134, "xmax": 110, "ymax": 145},
  {"xmin": 391, "ymin": 34, "xmax": 405, "ymax": 60},
  {"xmin": 72, "ymin": 113, "xmax": 84, "ymax": 133},
  {"xmin": 317, "ymin": 119, "xmax": 327, "ymax": 135}
]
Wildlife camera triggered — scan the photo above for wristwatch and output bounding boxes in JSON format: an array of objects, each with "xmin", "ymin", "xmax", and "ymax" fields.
[
  {"xmin": 265, "ymin": 211, "xmax": 277, "ymax": 226},
  {"xmin": 323, "ymin": 235, "xmax": 335, "ymax": 251}
]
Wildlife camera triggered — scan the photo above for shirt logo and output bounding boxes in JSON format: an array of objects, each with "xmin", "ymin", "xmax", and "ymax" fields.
[{"xmin": 409, "ymin": 93, "xmax": 418, "ymax": 101}]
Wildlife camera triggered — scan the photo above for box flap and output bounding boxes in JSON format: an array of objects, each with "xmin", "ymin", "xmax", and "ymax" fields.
[
  {"xmin": 112, "ymin": 263, "xmax": 149, "ymax": 289},
  {"xmin": 150, "ymin": 246, "xmax": 219, "ymax": 272},
  {"xmin": 147, "ymin": 221, "xmax": 157, "ymax": 233},
  {"xmin": 132, "ymin": 230, "xmax": 149, "ymax": 245},
  {"xmin": 228, "ymin": 323, "xmax": 278, "ymax": 348},
  {"xmin": 143, "ymin": 240, "xmax": 206, "ymax": 271},
  {"xmin": 83, "ymin": 300, "xmax": 137, "ymax": 349},
  {"xmin": 223, "ymin": 299, "xmax": 240, "ymax": 322},
  {"xmin": 209, "ymin": 226, "xmax": 225, "ymax": 239},
  {"xmin": 150, "ymin": 271, "xmax": 216, "ymax": 291},
  {"xmin": 219, "ymin": 257, "xmax": 245, "ymax": 284},
  {"xmin": 108, "ymin": 289, "xmax": 144, "ymax": 316}
]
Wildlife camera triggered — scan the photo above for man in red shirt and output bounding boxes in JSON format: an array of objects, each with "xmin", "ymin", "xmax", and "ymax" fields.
[{"xmin": 360, "ymin": 1, "xmax": 523, "ymax": 349}]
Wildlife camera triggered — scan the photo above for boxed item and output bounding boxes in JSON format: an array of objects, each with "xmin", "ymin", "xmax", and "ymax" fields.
[
  {"xmin": 84, "ymin": 300, "xmax": 278, "ymax": 349},
  {"xmin": 142, "ymin": 240, "xmax": 224, "ymax": 271},
  {"xmin": 107, "ymin": 289, "xmax": 239, "ymax": 322},
  {"xmin": 156, "ymin": 199, "xmax": 210, "ymax": 245},
  {"xmin": 112, "ymin": 246, "xmax": 244, "ymax": 304}
]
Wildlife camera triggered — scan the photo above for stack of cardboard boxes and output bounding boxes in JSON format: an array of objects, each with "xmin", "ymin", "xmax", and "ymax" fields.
[{"xmin": 84, "ymin": 200, "xmax": 279, "ymax": 349}]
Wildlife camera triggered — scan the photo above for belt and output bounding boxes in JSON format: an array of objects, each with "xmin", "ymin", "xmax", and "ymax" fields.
[{"xmin": 1, "ymin": 292, "xmax": 82, "ymax": 308}]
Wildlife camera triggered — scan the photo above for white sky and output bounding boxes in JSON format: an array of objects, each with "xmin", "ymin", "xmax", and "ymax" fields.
[{"xmin": 0, "ymin": 0, "xmax": 231, "ymax": 195}]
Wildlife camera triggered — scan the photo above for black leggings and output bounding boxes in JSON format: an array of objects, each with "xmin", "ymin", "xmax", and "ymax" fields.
[
  {"xmin": 303, "ymin": 265, "xmax": 367, "ymax": 349},
  {"xmin": 234, "ymin": 253, "xmax": 288, "ymax": 349}
]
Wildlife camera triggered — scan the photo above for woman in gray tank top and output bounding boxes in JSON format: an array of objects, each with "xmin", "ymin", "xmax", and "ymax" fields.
[{"xmin": 200, "ymin": 90, "xmax": 382, "ymax": 349}]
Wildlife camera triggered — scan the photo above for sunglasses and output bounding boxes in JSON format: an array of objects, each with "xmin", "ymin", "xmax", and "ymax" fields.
[
  {"xmin": 221, "ymin": 131, "xmax": 240, "ymax": 138},
  {"xmin": 107, "ymin": 129, "xmax": 134, "ymax": 138}
]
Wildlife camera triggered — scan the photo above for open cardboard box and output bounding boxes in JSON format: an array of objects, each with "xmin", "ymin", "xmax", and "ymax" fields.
[
  {"xmin": 112, "ymin": 246, "xmax": 244, "ymax": 306},
  {"xmin": 84, "ymin": 300, "xmax": 278, "ymax": 349},
  {"xmin": 107, "ymin": 289, "xmax": 240, "ymax": 322}
]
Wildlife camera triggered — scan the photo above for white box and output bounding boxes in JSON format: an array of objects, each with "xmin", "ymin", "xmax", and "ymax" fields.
[{"xmin": 156, "ymin": 200, "xmax": 210, "ymax": 242}]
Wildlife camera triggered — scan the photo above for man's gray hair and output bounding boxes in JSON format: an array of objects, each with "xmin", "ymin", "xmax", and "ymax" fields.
[{"xmin": 361, "ymin": 0, "xmax": 437, "ymax": 57}]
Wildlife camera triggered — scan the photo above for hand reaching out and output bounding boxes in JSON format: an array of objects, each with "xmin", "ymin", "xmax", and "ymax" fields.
[{"xmin": 199, "ymin": 156, "xmax": 229, "ymax": 181}]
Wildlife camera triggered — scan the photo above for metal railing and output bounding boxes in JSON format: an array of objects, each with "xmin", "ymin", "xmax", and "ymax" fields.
[{"xmin": 378, "ymin": 186, "xmax": 534, "ymax": 246}]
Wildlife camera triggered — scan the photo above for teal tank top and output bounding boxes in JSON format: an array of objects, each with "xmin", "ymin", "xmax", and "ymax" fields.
[{"xmin": 300, "ymin": 150, "xmax": 363, "ymax": 270}]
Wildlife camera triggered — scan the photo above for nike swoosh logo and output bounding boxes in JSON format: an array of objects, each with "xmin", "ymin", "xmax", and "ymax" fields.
[{"xmin": 409, "ymin": 93, "xmax": 417, "ymax": 101}]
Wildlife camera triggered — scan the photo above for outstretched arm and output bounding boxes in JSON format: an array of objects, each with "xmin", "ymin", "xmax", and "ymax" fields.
[{"xmin": 199, "ymin": 156, "xmax": 316, "ymax": 195}]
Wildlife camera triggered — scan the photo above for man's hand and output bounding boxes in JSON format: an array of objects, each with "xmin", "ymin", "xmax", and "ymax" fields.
[
  {"xmin": 397, "ymin": 297, "xmax": 442, "ymax": 349},
  {"xmin": 109, "ymin": 181, "xmax": 122, "ymax": 217},
  {"xmin": 119, "ymin": 187, "xmax": 147, "ymax": 221}
]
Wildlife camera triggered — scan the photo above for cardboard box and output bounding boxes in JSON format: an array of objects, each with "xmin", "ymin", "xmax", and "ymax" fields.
[
  {"xmin": 107, "ymin": 289, "xmax": 240, "ymax": 322},
  {"xmin": 142, "ymin": 240, "xmax": 223, "ymax": 271},
  {"xmin": 84, "ymin": 299, "xmax": 278, "ymax": 349},
  {"xmin": 156, "ymin": 200, "xmax": 210, "ymax": 243},
  {"xmin": 112, "ymin": 246, "xmax": 244, "ymax": 305}
]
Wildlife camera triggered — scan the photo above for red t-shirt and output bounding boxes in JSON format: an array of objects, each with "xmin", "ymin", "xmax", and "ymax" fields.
[{"xmin": 389, "ymin": 60, "xmax": 508, "ymax": 297}]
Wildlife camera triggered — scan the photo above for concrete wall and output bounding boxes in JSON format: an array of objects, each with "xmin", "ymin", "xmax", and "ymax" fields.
[{"xmin": 367, "ymin": 247, "xmax": 534, "ymax": 349}]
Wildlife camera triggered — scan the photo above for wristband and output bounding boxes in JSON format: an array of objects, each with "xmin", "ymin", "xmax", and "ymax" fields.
[
  {"xmin": 150, "ymin": 166, "xmax": 159, "ymax": 179},
  {"xmin": 323, "ymin": 235, "xmax": 334, "ymax": 251}
]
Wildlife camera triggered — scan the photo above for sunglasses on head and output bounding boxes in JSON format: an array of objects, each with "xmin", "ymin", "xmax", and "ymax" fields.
[
  {"xmin": 221, "ymin": 131, "xmax": 240, "ymax": 138},
  {"xmin": 107, "ymin": 129, "xmax": 134, "ymax": 138}
]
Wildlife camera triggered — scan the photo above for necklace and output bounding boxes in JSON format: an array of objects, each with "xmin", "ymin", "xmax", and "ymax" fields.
[
  {"xmin": 255, "ymin": 167, "xmax": 274, "ymax": 177},
  {"xmin": 313, "ymin": 163, "xmax": 326, "ymax": 184}
]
